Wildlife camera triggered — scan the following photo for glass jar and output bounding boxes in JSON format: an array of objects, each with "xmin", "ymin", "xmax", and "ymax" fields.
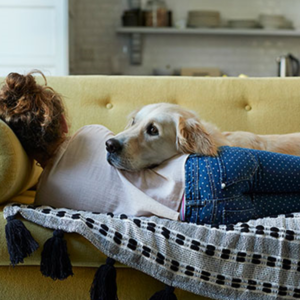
[{"xmin": 145, "ymin": 0, "xmax": 169, "ymax": 27}]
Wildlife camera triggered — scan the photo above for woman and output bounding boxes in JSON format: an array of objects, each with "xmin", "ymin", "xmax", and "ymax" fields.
[
  {"xmin": 0, "ymin": 71, "xmax": 187, "ymax": 221},
  {"xmin": 1, "ymin": 71, "xmax": 300, "ymax": 226}
]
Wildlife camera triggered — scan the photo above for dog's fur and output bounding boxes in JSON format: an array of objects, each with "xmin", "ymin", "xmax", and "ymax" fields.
[
  {"xmin": 106, "ymin": 103, "xmax": 300, "ymax": 171},
  {"xmin": 223, "ymin": 131, "xmax": 300, "ymax": 156}
]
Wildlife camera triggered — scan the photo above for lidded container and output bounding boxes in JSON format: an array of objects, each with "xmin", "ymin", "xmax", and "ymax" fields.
[{"xmin": 145, "ymin": 0, "xmax": 169, "ymax": 27}]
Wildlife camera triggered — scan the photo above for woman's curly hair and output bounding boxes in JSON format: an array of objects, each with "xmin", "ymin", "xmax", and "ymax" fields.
[{"xmin": 0, "ymin": 70, "xmax": 66, "ymax": 160}]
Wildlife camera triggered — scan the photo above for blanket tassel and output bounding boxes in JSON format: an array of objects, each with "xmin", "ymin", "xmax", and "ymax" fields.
[
  {"xmin": 40, "ymin": 229, "xmax": 73, "ymax": 280},
  {"xmin": 149, "ymin": 285, "xmax": 177, "ymax": 300},
  {"xmin": 90, "ymin": 257, "xmax": 118, "ymax": 300},
  {"xmin": 5, "ymin": 215, "xmax": 39, "ymax": 266}
]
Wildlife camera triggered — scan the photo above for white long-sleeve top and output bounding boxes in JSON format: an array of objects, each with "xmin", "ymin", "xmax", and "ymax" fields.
[{"xmin": 35, "ymin": 125, "xmax": 188, "ymax": 220}]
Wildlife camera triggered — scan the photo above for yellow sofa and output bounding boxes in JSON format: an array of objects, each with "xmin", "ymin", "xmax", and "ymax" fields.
[{"xmin": 1, "ymin": 76, "xmax": 300, "ymax": 300}]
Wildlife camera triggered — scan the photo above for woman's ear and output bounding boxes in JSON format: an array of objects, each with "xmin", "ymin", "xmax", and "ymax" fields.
[
  {"xmin": 60, "ymin": 115, "xmax": 68, "ymax": 134},
  {"xmin": 176, "ymin": 116, "xmax": 218, "ymax": 156}
]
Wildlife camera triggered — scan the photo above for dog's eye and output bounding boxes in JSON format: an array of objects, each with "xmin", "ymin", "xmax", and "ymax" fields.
[
  {"xmin": 131, "ymin": 118, "xmax": 135, "ymax": 126},
  {"xmin": 146, "ymin": 124, "xmax": 159, "ymax": 136}
]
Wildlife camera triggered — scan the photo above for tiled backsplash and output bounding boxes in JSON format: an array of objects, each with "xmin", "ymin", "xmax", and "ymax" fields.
[{"xmin": 69, "ymin": 0, "xmax": 300, "ymax": 77}]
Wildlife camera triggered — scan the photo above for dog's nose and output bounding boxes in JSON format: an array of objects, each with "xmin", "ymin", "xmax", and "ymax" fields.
[{"xmin": 106, "ymin": 138, "xmax": 122, "ymax": 153}]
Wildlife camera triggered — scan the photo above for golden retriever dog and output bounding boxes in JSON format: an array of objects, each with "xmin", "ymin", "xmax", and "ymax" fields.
[
  {"xmin": 106, "ymin": 103, "xmax": 300, "ymax": 171},
  {"xmin": 223, "ymin": 131, "xmax": 300, "ymax": 156}
]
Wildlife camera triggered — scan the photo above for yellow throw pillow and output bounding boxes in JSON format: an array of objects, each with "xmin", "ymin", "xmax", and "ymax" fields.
[{"xmin": 0, "ymin": 120, "xmax": 41, "ymax": 203}]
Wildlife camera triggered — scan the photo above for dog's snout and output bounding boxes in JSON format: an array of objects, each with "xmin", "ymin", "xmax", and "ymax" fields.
[{"xmin": 106, "ymin": 138, "xmax": 122, "ymax": 153}]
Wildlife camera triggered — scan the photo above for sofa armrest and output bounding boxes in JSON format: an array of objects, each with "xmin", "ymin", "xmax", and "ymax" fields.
[{"xmin": 0, "ymin": 120, "xmax": 41, "ymax": 203}]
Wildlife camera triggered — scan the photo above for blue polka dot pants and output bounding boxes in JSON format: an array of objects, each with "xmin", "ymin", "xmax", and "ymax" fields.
[{"xmin": 184, "ymin": 146, "xmax": 300, "ymax": 225}]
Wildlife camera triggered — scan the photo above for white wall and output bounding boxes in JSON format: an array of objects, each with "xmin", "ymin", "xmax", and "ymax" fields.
[{"xmin": 69, "ymin": 0, "xmax": 300, "ymax": 77}]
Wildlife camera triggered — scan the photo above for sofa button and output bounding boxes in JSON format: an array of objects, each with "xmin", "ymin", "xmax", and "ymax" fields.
[
  {"xmin": 106, "ymin": 103, "xmax": 113, "ymax": 109},
  {"xmin": 245, "ymin": 105, "xmax": 252, "ymax": 111}
]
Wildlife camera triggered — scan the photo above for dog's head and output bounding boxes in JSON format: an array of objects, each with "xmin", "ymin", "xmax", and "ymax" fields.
[{"xmin": 106, "ymin": 103, "xmax": 217, "ymax": 171}]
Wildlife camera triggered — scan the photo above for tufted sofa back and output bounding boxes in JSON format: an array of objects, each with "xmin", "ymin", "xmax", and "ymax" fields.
[{"xmin": 45, "ymin": 76, "xmax": 300, "ymax": 135}]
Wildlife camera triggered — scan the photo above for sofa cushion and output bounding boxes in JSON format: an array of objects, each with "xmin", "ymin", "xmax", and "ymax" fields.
[
  {"xmin": 45, "ymin": 76, "xmax": 300, "ymax": 136},
  {"xmin": 0, "ymin": 120, "xmax": 41, "ymax": 203}
]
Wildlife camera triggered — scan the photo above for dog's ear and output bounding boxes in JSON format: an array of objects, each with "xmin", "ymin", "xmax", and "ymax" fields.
[
  {"xmin": 125, "ymin": 108, "xmax": 140, "ymax": 129},
  {"xmin": 176, "ymin": 116, "xmax": 218, "ymax": 156}
]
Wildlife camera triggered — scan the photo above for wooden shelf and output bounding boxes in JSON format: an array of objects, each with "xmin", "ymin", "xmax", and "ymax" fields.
[
  {"xmin": 117, "ymin": 27, "xmax": 300, "ymax": 65},
  {"xmin": 117, "ymin": 27, "xmax": 300, "ymax": 37}
]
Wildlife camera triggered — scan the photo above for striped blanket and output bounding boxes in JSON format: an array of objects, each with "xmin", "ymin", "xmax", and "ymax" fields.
[{"xmin": 4, "ymin": 203, "xmax": 300, "ymax": 300}]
